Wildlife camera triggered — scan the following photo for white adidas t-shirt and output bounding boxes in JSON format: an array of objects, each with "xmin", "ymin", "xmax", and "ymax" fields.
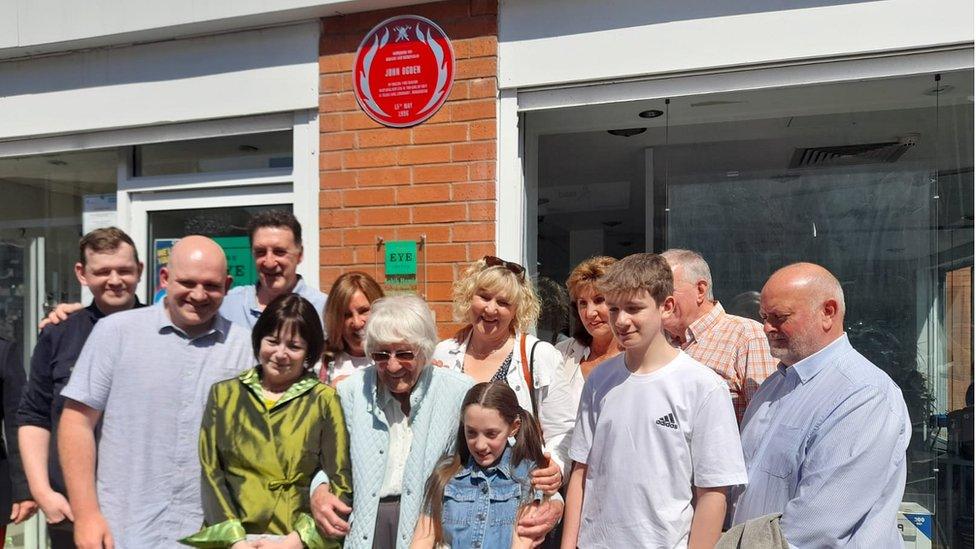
[{"xmin": 569, "ymin": 351, "xmax": 747, "ymax": 548}]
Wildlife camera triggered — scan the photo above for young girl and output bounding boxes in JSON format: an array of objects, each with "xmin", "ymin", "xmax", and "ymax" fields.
[{"xmin": 412, "ymin": 382, "xmax": 548, "ymax": 549}]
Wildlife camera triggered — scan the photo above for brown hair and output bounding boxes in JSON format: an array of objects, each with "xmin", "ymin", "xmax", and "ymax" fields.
[
  {"xmin": 252, "ymin": 293, "xmax": 324, "ymax": 369},
  {"xmin": 597, "ymin": 253, "xmax": 673, "ymax": 305},
  {"xmin": 78, "ymin": 227, "xmax": 139, "ymax": 267},
  {"xmin": 323, "ymin": 272, "xmax": 385, "ymax": 360},
  {"xmin": 566, "ymin": 256, "xmax": 617, "ymax": 346},
  {"xmin": 421, "ymin": 382, "xmax": 547, "ymax": 544},
  {"xmin": 246, "ymin": 209, "xmax": 303, "ymax": 247}
]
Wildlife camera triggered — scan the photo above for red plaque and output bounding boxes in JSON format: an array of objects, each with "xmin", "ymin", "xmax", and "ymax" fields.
[{"xmin": 352, "ymin": 15, "xmax": 455, "ymax": 128}]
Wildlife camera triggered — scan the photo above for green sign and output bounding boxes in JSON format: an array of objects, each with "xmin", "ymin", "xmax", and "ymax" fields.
[
  {"xmin": 385, "ymin": 240, "xmax": 417, "ymax": 290},
  {"xmin": 214, "ymin": 236, "xmax": 256, "ymax": 288}
]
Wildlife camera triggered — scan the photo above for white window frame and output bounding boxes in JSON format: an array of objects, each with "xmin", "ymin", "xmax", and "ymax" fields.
[
  {"xmin": 110, "ymin": 110, "xmax": 320, "ymax": 302},
  {"xmin": 0, "ymin": 107, "xmax": 319, "ymax": 343}
]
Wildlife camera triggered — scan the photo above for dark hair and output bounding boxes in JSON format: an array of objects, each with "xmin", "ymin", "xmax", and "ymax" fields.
[
  {"xmin": 597, "ymin": 253, "xmax": 673, "ymax": 306},
  {"xmin": 79, "ymin": 227, "xmax": 139, "ymax": 266},
  {"xmin": 566, "ymin": 256, "xmax": 617, "ymax": 346},
  {"xmin": 246, "ymin": 210, "xmax": 303, "ymax": 248},
  {"xmin": 421, "ymin": 382, "xmax": 547, "ymax": 544},
  {"xmin": 323, "ymin": 271, "xmax": 385, "ymax": 359},
  {"xmin": 251, "ymin": 294, "xmax": 324, "ymax": 369}
]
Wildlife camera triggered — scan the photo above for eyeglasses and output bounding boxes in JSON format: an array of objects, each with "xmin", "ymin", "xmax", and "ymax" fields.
[
  {"xmin": 370, "ymin": 350, "xmax": 417, "ymax": 362},
  {"xmin": 483, "ymin": 255, "xmax": 526, "ymax": 280}
]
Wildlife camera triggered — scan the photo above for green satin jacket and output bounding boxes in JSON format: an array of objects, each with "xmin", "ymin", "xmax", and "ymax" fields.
[{"xmin": 180, "ymin": 368, "xmax": 352, "ymax": 548}]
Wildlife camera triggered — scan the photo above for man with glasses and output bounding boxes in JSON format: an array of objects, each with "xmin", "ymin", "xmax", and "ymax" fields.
[{"xmin": 731, "ymin": 263, "xmax": 910, "ymax": 547}]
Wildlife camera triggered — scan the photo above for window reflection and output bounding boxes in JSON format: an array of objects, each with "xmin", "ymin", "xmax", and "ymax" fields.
[{"xmin": 533, "ymin": 70, "xmax": 974, "ymax": 547}]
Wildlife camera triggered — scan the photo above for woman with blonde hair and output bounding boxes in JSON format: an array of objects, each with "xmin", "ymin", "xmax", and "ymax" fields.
[
  {"xmin": 431, "ymin": 257, "xmax": 575, "ymax": 515},
  {"xmin": 320, "ymin": 271, "xmax": 384, "ymax": 386}
]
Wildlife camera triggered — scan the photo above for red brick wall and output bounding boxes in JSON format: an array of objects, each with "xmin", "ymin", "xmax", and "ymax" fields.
[{"xmin": 318, "ymin": 0, "xmax": 497, "ymax": 337}]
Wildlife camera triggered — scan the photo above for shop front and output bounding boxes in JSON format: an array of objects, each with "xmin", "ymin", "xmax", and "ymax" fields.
[
  {"xmin": 0, "ymin": 0, "xmax": 972, "ymax": 546},
  {"xmin": 0, "ymin": 21, "xmax": 322, "ymax": 548},
  {"xmin": 495, "ymin": 1, "xmax": 974, "ymax": 546}
]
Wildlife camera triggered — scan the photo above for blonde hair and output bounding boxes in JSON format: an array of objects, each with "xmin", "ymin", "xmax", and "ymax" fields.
[{"xmin": 452, "ymin": 258, "xmax": 541, "ymax": 334}]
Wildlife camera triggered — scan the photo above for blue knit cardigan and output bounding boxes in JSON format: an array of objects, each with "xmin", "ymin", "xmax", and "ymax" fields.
[{"xmin": 336, "ymin": 364, "xmax": 473, "ymax": 549}]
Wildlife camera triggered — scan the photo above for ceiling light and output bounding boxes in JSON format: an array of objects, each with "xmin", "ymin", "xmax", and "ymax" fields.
[
  {"xmin": 923, "ymin": 85, "xmax": 954, "ymax": 96},
  {"xmin": 607, "ymin": 128, "xmax": 646, "ymax": 137},
  {"xmin": 638, "ymin": 109, "xmax": 663, "ymax": 119}
]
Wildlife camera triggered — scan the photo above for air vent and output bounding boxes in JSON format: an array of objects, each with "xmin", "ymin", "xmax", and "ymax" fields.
[{"xmin": 789, "ymin": 141, "xmax": 913, "ymax": 169}]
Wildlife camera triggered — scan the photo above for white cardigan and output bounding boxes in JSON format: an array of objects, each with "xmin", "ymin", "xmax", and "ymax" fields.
[{"xmin": 431, "ymin": 331, "xmax": 577, "ymax": 475}]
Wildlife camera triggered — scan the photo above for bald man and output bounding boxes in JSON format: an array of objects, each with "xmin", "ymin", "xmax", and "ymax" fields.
[
  {"xmin": 731, "ymin": 263, "xmax": 910, "ymax": 548},
  {"xmin": 58, "ymin": 236, "xmax": 253, "ymax": 549}
]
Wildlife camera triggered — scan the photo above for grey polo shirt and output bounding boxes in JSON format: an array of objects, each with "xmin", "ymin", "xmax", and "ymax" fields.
[{"xmin": 61, "ymin": 303, "xmax": 253, "ymax": 549}]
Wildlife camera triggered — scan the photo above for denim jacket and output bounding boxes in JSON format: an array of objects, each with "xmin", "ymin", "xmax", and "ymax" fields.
[{"xmin": 442, "ymin": 447, "xmax": 542, "ymax": 549}]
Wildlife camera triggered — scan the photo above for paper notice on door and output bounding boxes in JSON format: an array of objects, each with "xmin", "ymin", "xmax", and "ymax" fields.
[{"xmin": 82, "ymin": 194, "xmax": 118, "ymax": 234}]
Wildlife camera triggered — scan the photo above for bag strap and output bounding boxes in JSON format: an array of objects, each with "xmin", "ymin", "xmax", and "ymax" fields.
[{"xmin": 519, "ymin": 333, "xmax": 541, "ymax": 420}]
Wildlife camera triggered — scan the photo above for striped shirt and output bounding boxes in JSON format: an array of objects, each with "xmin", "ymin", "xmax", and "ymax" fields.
[
  {"xmin": 667, "ymin": 302, "xmax": 778, "ymax": 422},
  {"xmin": 731, "ymin": 334, "xmax": 911, "ymax": 548}
]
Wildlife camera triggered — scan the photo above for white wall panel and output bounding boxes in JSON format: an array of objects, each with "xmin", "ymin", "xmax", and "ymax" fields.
[
  {"xmin": 0, "ymin": 0, "xmax": 435, "ymax": 55},
  {"xmin": 0, "ymin": 23, "xmax": 318, "ymax": 141},
  {"xmin": 499, "ymin": 0, "xmax": 974, "ymax": 89}
]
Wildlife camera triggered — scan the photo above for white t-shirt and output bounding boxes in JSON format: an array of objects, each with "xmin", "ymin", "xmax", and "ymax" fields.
[
  {"xmin": 325, "ymin": 352, "xmax": 371, "ymax": 384},
  {"xmin": 569, "ymin": 351, "xmax": 747, "ymax": 548}
]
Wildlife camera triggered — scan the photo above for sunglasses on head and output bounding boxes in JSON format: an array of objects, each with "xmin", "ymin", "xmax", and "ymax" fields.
[
  {"xmin": 483, "ymin": 255, "xmax": 526, "ymax": 280},
  {"xmin": 370, "ymin": 350, "xmax": 416, "ymax": 362}
]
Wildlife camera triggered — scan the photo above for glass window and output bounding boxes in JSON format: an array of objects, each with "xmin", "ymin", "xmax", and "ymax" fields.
[
  {"xmin": 0, "ymin": 149, "xmax": 118, "ymax": 357},
  {"xmin": 0, "ymin": 147, "xmax": 119, "ymax": 549},
  {"xmin": 133, "ymin": 130, "xmax": 293, "ymax": 177},
  {"xmin": 530, "ymin": 70, "xmax": 973, "ymax": 546}
]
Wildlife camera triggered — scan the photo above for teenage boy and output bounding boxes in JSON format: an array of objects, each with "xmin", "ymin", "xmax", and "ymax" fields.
[
  {"xmin": 17, "ymin": 227, "xmax": 143, "ymax": 548},
  {"xmin": 561, "ymin": 253, "xmax": 747, "ymax": 549}
]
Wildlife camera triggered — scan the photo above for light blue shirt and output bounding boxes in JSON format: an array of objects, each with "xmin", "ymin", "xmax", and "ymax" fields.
[
  {"xmin": 731, "ymin": 334, "xmax": 911, "ymax": 548},
  {"xmin": 61, "ymin": 304, "xmax": 254, "ymax": 548},
  {"xmin": 218, "ymin": 276, "xmax": 327, "ymax": 329}
]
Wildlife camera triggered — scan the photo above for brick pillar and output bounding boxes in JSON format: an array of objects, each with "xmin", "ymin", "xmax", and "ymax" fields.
[{"xmin": 319, "ymin": 0, "xmax": 497, "ymax": 337}]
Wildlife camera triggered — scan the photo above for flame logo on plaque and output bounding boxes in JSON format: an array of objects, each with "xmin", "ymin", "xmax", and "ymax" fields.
[{"xmin": 353, "ymin": 15, "xmax": 456, "ymax": 128}]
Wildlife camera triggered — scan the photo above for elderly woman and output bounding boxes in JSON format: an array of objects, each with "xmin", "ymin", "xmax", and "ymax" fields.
[
  {"xmin": 311, "ymin": 295, "xmax": 564, "ymax": 548},
  {"xmin": 310, "ymin": 294, "xmax": 472, "ymax": 548},
  {"xmin": 320, "ymin": 271, "xmax": 385, "ymax": 386},
  {"xmin": 431, "ymin": 256, "xmax": 575, "ymax": 492},
  {"xmin": 181, "ymin": 294, "xmax": 351, "ymax": 549}
]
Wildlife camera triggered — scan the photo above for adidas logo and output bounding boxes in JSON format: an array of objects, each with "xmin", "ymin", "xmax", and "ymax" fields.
[{"xmin": 655, "ymin": 412, "xmax": 678, "ymax": 430}]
